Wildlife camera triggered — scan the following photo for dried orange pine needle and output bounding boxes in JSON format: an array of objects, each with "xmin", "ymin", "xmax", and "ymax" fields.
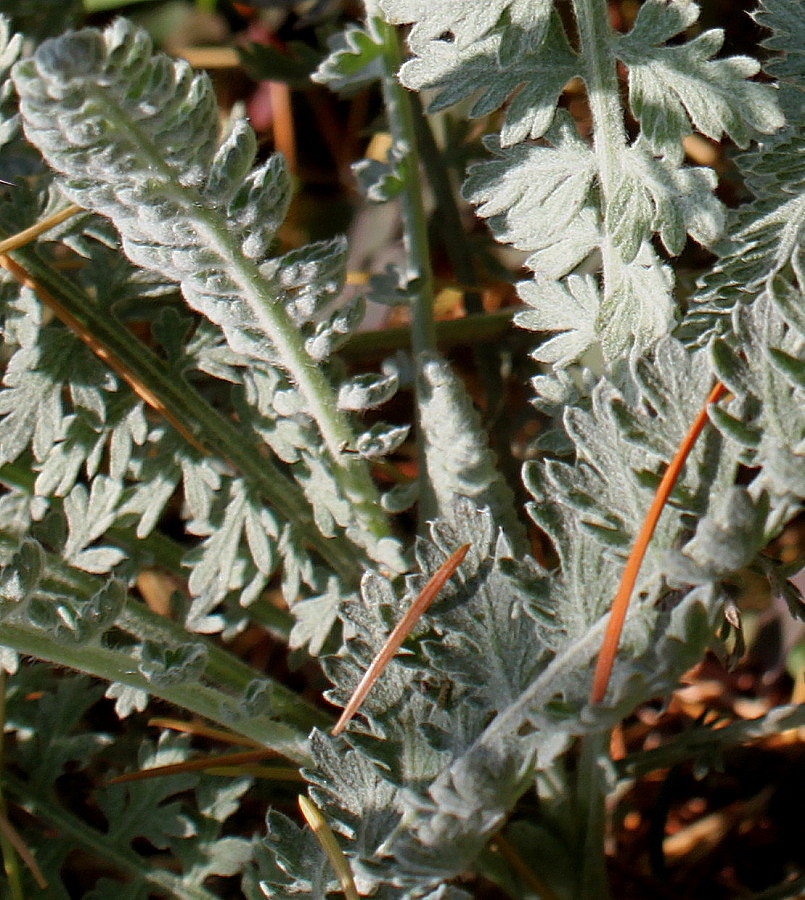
[
  {"xmin": 331, "ymin": 543, "xmax": 471, "ymax": 737},
  {"xmin": 590, "ymin": 381, "xmax": 727, "ymax": 705}
]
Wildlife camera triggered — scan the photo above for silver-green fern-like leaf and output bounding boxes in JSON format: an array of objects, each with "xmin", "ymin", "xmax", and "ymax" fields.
[
  {"xmin": 12, "ymin": 23, "xmax": 331, "ymax": 375},
  {"xmin": 381, "ymin": 2, "xmax": 576, "ymax": 147},
  {"xmin": 385, "ymin": 0, "xmax": 781, "ymax": 367},
  {"xmin": 0, "ymin": 268, "xmax": 325, "ymax": 638},
  {"xmin": 270, "ymin": 317, "xmax": 802, "ymax": 892},
  {"xmin": 710, "ymin": 293, "xmax": 805, "ymax": 501},
  {"xmin": 12, "ymin": 19, "xmax": 402, "ymax": 571},
  {"xmin": 681, "ymin": 0, "xmax": 804, "ymax": 344},
  {"xmin": 614, "ymin": 0, "xmax": 783, "ymax": 164}
]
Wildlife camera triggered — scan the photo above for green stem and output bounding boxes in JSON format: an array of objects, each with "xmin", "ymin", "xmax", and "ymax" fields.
[
  {"xmin": 369, "ymin": 4, "xmax": 439, "ymax": 524},
  {"xmin": 2, "ymin": 770, "xmax": 222, "ymax": 900},
  {"xmin": 0, "ymin": 544, "xmax": 327, "ymax": 758},
  {"xmin": 407, "ymin": 96, "xmax": 484, "ymax": 317},
  {"xmin": 0, "ymin": 525, "xmax": 326, "ymax": 755},
  {"xmin": 373, "ymin": 20, "xmax": 437, "ymax": 358},
  {"xmin": 574, "ymin": 0, "xmax": 627, "ymax": 195},
  {"xmin": 0, "ymin": 618, "xmax": 318, "ymax": 764},
  {"xmin": 575, "ymin": 731, "xmax": 611, "ymax": 899},
  {"xmin": 409, "ymin": 95, "xmax": 524, "ymax": 506},
  {"xmin": 118, "ymin": 601, "xmax": 328, "ymax": 732},
  {"xmin": 0, "ymin": 675, "xmax": 23, "ymax": 900},
  {"xmin": 572, "ymin": 0, "xmax": 629, "ymax": 307},
  {"xmin": 30, "ymin": 548, "xmax": 329, "ymax": 746}
]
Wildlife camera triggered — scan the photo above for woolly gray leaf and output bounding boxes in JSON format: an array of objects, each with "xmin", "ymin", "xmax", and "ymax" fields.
[
  {"xmin": 352, "ymin": 149, "xmax": 406, "ymax": 204},
  {"xmin": 138, "ymin": 640, "xmax": 208, "ymax": 689},
  {"xmin": 607, "ymin": 142, "xmax": 724, "ymax": 261},
  {"xmin": 288, "ymin": 578, "xmax": 353, "ymax": 657},
  {"xmin": 616, "ymin": 0, "xmax": 784, "ymax": 163},
  {"xmin": 464, "ymin": 120, "xmax": 598, "ymax": 277},
  {"xmin": 418, "ymin": 354, "xmax": 528, "ymax": 553},
  {"xmin": 13, "ymin": 21, "xmax": 402, "ymax": 573},
  {"xmin": 28, "ymin": 576, "xmax": 125, "ymax": 645},
  {"xmin": 680, "ymin": 488, "xmax": 772, "ymax": 578},
  {"xmin": 0, "ymin": 537, "xmax": 43, "ymax": 609},
  {"xmin": 312, "ymin": 20, "xmax": 385, "ymax": 94},
  {"xmin": 337, "ymin": 372, "xmax": 399, "ymax": 411},
  {"xmin": 354, "ymin": 422, "xmax": 410, "ymax": 459},
  {"xmin": 516, "ymin": 274, "xmax": 599, "ymax": 366},
  {"xmin": 388, "ymin": 7, "xmax": 577, "ymax": 146}
]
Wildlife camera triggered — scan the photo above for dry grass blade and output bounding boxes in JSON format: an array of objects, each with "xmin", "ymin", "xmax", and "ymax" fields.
[
  {"xmin": 298, "ymin": 795, "xmax": 360, "ymax": 900},
  {"xmin": 0, "ymin": 203, "xmax": 83, "ymax": 254},
  {"xmin": 331, "ymin": 543, "xmax": 471, "ymax": 736},
  {"xmin": 203, "ymin": 765, "xmax": 304, "ymax": 780},
  {"xmin": 106, "ymin": 749, "xmax": 282, "ymax": 784},
  {"xmin": 147, "ymin": 717, "xmax": 264, "ymax": 749},
  {"xmin": 590, "ymin": 381, "xmax": 727, "ymax": 704},
  {"xmin": 0, "ymin": 252, "xmax": 208, "ymax": 455}
]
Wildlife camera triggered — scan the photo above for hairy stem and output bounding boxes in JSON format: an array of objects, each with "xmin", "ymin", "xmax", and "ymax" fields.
[
  {"xmin": 369, "ymin": 2, "xmax": 439, "ymax": 523},
  {"xmin": 408, "ymin": 96, "xmax": 523, "ymax": 501},
  {"xmin": 369, "ymin": 9, "xmax": 437, "ymax": 358},
  {"xmin": 28, "ymin": 548, "xmax": 329, "ymax": 741},
  {"xmin": 575, "ymin": 732, "xmax": 611, "ymax": 899},
  {"xmin": 0, "ymin": 617, "xmax": 318, "ymax": 763},
  {"xmin": 572, "ymin": 0, "xmax": 629, "ymax": 306}
]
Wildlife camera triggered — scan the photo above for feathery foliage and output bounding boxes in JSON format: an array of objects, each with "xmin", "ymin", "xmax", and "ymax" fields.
[{"xmin": 0, "ymin": 0, "xmax": 800, "ymax": 897}]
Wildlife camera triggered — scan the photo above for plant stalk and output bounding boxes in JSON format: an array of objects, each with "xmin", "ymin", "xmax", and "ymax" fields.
[
  {"xmin": 408, "ymin": 96, "xmax": 522, "ymax": 503},
  {"xmin": 368, "ymin": 2, "xmax": 439, "ymax": 525},
  {"xmin": 0, "ymin": 617, "xmax": 318, "ymax": 764},
  {"xmin": 575, "ymin": 731, "xmax": 611, "ymax": 899},
  {"xmin": 572, "ymin": 0, "xmax": 630, "ymax": 335}
]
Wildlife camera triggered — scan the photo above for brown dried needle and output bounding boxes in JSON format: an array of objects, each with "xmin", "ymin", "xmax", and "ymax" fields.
[{"xmin": 331, "ymin": 543, "xmax": 471, "ymax": 736}]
